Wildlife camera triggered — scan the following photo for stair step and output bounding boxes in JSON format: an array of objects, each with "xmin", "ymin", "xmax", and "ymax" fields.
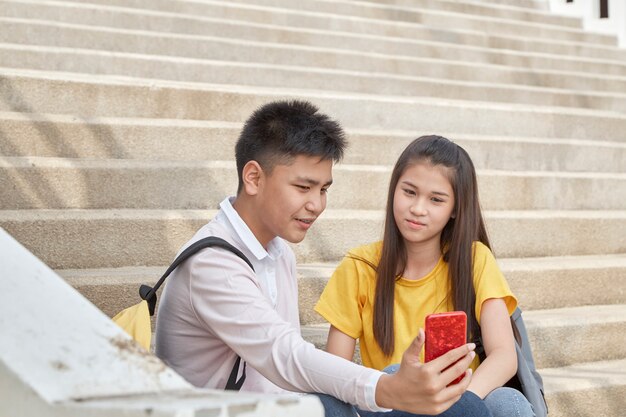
[
  {"xmin": 497, "ymin": 255, "xmax": 626, "ymax": 311},
  {"xmin": 2, "ymin": 156, "xmax": 625, "ymax": 210},
  {"xmin": 3, "ymin": 17, "xmax": 626, "ymax": 78},
  {"xmin": 0, "ymin": 0, "xmax": 580, "ymax": 33},
  {"xmin": 3, "ymin": 44, "xmax": 626, "ymax": 113},
  {"xmin": 11, "ymin": 0, "xmax": 625, "ymax": 64},
  {"xmin": 2, "ymin": 70, "xmax": 625, "ymax": 142},
  {"xmin": 230, "ymin": 0, "xmax": 582, "ymax": 29},
  {"xmin": 373, "ymin": 0, "xmax": 549, "ymax": 15},
  {"xmin": 465, "ymin": 0, "xmax": 549, "ymax": 11},
  {"xmin": 524, "ymin": 305, "xmax": 626, "ymax": 368},
  {"xmin": 2, "ymin": 112, "xmax": 624, "ymax": 172},
  {"xmin": 298, "ymin": 255, "xmax": 626, "ymax": 325},
  {"xmin": 1, "ymin": 209, "xmax": 624, "ymax": 269},
  {"xmin": 5, "ymin": 36, "xmax": 626, "ymax": 96},
  {"xmin": 2, "ymin": 0, "xmax": 624, "ymax": 66},
  {"xmin": 542, "ymin": 358, "xmax": 626, "ymax": 417},
  {"xmin": 346, "ymin": 130, "xmax": 626, "ymax": 171},
  {"xmin": 0, "ymin": 112, "xmax": 241, "ymax": 162},
  {"xmin": 303, "ymin": 322, "xmax": 626, "ymax": 417},
  {"xmin": 58, "ymin": 254, "xmax": 626, "ymax": 325},
  {"xmin": 301, "ymin": 304, "xmax": 626, "ymax": 368},
  {"xmin": 54, "ymin": 0, "xmax": 615, "ymax": 45}
]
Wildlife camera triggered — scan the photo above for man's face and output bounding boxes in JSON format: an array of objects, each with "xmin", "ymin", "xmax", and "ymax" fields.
[{"xmin": 254, "ymin": 155, "xmax": 333, "ymax": 246}]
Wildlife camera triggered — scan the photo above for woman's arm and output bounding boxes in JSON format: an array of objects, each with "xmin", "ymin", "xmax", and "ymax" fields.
[
  {"xmin": 326, "ymin": 325, "xmax": 357, "ymax": 361},
  {"xmin": 467, "ymin": 298, "xmax": 517, "ymax": 398}
]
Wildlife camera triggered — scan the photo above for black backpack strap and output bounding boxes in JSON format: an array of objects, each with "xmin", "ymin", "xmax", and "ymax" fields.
[
  {"xmin": 141, "ymin": 236, "xmax": 254, "ymax": 314},
  {"xmin": 474, "ymin": 335, "xmax": 487, "ymax": 363},
  {"xmin": 225, "ymin": 356, "xmax": 247, "ymax": 391},
  {"xmin": 141, "ymin": 235, "xmax": 254, "ymax": 391}
]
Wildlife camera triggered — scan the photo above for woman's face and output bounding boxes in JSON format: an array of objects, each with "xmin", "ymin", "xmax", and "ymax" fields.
[{"xmin": 393, "ymin": 162, "xmax": 455, "ymax": 249}]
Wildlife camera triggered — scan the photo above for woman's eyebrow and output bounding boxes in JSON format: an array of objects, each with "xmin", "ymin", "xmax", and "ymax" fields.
[
  {"xmin": 401, "ymin": 180, "xmax": 449, "ymax": 197},
  {"xmin": 432, "ymin": 191, "xmax": 450, "ymax": 197}
]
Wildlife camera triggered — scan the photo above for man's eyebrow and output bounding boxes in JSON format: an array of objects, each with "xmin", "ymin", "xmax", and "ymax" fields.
[{"xmin": 296, "ymin": 177, "xmax": 333, "ymax": 187}]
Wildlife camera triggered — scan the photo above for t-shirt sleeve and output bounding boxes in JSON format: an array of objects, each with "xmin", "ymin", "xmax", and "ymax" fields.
[
  {"xmin": 314, "ymin": 254, "xmax": 366, "ymax": 340},
  {"xmin": 473, "ymin": 243, "xmax": 518, "ymax": 323}
]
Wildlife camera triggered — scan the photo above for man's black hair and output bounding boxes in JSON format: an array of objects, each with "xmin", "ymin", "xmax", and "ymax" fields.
[{"xmin": 235, "ymin": 100, "xmax": 347, "ymax": 193}]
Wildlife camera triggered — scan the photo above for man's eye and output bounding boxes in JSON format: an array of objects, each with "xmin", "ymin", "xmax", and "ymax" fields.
[
  {"xmin": 321, "ymin": 188, "xmax": 329, "ymax": 194},
  {"xmin": 296, "ymin": 185, "xmax": 310, "ymax": 191}
]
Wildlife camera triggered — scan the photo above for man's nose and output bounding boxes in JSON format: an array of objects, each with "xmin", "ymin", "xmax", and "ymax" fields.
[{"xmin": 306, "ymin": 193, "xmax": 325, "ymax": 214}]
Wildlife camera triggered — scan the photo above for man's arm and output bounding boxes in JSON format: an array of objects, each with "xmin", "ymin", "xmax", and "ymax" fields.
[
  {"xmin": 189, "ymin": 250, "xmax": 475, "ymax": 413},
  {"xmin": 187, "ymin": 249, "xmax": 385, "ymax": 408}
]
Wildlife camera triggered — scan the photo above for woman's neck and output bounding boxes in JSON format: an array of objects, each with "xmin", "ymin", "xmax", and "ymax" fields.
[{"xmin": 401, "ymin": 240, "xmax": 442, "ymax": 281}]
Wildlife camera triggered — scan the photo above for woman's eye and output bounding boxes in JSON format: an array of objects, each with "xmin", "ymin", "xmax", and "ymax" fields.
[
  {"xmin": 403, "ymin": 188, "xmax": 415, "ymax": 195},
  {"xmin": 431, "ymin": 197, "xmax": 444, "ymax": 203}
]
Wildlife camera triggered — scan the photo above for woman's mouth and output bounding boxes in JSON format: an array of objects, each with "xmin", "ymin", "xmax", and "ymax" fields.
[{"xmin": 406, "ymin": 219, "xmax": 426, "ymax": 229}]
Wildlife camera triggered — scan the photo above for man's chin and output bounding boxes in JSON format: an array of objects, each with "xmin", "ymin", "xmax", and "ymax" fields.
[{"xmin": 281, "ymin": 232, "xmax": 308, "ymax": 244}]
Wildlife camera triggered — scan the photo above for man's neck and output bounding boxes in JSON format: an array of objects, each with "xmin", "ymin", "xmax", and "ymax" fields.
[{"xmin": 231, "ymin": 196, "xmax": 273, "ymax": 250}]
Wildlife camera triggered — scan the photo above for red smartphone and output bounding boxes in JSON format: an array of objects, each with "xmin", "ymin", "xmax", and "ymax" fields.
[{"xmin": 424, "ymin": 311, "xmax": 467, "ymax": 385}]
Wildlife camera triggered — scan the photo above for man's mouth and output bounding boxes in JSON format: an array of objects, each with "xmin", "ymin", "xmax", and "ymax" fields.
[{"xmin": 296, "ymin": 218, "xmax": 315, "ymax": 225}]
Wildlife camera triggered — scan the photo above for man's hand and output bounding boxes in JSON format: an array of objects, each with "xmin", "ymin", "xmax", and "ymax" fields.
[{"xmin": 374, "ymin": 329, "xmax": 476, "ymax": 414}]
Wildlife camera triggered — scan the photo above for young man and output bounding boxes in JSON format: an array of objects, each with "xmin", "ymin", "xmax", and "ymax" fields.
[{"xmin": 155, "ymin": 101, "xmax": 481, "ymax": 416}]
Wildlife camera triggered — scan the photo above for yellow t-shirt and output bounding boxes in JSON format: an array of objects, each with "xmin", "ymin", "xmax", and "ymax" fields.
[{"xmin": 314, "ymin": 241, "xmax": 517, "ymax": 371}]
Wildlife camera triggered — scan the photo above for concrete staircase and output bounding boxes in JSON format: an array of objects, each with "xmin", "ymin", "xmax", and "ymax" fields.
[{"xmin": 1, "ymin": 0, "xmax": 624, "ymax": 416}]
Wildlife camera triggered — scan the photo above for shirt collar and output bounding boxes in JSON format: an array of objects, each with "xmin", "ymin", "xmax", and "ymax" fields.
[{"xmin": 219, "ymin": 196, "xmax": 282, "ymax": 261}]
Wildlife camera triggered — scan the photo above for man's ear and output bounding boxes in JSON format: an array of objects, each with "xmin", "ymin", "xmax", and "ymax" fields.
[{"xmin": 241, "ymin": 161, "xmax": 263, "ymax": 196}]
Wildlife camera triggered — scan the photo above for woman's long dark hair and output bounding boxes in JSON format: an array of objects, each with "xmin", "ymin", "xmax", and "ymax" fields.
[{"xmin": 373, "ymin": 135, "xmax": 491, "ymax": 356}]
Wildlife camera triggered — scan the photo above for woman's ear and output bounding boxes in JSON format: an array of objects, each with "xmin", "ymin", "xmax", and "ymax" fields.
[{"xmin": 241, "ymin": 161, "xmax": 263, "ymax": 196}]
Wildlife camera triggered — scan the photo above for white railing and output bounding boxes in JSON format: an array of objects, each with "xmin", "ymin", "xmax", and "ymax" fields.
[
  {"xmin": 0, "ymin": 228, "xmax": 323, "ymax": 417},
  {"xmin": 549, "ymin": 0, "xmax": 626, "ymax": 47}
]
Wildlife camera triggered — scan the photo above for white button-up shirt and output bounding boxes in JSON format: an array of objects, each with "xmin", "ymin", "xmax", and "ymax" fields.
[
  {"xmin": 155, "ymin": 197, "xmax": 385, "ymax": 411},
  {"xmin": 220, "ymin": 197, "xmax": 280, "ymax": 307}
]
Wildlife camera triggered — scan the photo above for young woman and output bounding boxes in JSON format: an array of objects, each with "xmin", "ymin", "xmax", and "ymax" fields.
[{"xmin": 315, "ymin": 135, "xmax": 534, "ymax": 417}]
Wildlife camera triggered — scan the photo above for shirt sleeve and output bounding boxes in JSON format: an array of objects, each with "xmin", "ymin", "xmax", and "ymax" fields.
[
  {"xmin": 314, "ymin": 254, "xmax": 366, "ymax": 340},
  {"xmin": 188, "ymin": 248, "xmax": 385, "ymax": 411},
  {"xmin": 472, "ymin": 243, "xmax": 518, "ymax": 323}
]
